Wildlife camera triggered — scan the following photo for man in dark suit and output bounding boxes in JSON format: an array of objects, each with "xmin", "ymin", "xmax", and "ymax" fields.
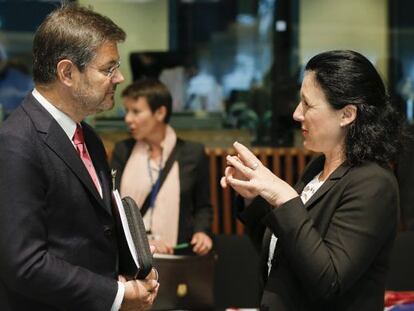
[{"xmin": 0, "ymin": 5, "xmax": 158, "ymax": 311}]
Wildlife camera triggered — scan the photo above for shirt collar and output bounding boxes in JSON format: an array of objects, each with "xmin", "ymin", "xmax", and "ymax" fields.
[{"xmin": 32, "ymin": 88, "xmax": 77, "ymax": 141}]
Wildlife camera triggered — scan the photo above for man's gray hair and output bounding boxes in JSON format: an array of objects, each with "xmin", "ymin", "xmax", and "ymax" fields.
[{"xmin": 33, "ymin": 4, "xmax": 126, "ymax": 84}]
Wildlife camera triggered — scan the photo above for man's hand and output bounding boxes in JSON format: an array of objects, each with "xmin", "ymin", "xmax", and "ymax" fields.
[
  {"xmin": 146, "ymin": 268, "xmax": 159, "ymax": 282},
  {"xmin": 119, "ymin": 277, "xmax": 159, "ymax": 311}
]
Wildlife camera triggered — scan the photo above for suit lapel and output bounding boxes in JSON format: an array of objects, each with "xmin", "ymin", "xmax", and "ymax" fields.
[
  {"xmin": 294, "ymin": 155, "xmax": 324, "ymax": 194},
  {"xmin": 22, "ymin": 95, "xmax": 110, "ymax": 214},
  {"xmin": 300, "ymin": 158, "xmax": 352, "ymax": 210},
  {"xmin": 98, "ymin": 170, "xmax": 113, "ymax": 215},
  {"xmin": 260, "ymin": 228, "xmax": 273, "ymax": 281},
  {"xmin": 264, "ymin": 156, "xmax": 353, "ymax": 278},
  {"xmin": 46, "ymin": 122, "xmax": 107, "ymax": 207}
]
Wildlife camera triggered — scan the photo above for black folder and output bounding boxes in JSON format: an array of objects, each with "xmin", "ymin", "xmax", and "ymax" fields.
[{"xmin": 112, "ymin": 192, "xmax": 153, "ymax": 279}]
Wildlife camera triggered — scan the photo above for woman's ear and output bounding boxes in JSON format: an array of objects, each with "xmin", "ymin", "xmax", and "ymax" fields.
[
  {"xmin": 340, "ymin": 104, "xmax": 357, "ymax": 127},
  {"xmin": 56, "ymin": 59, "xmax": 76, "ymax": 87},
  {"xmin": 155, "ymin": 106, "xmax": 167, "ymax": 123}
]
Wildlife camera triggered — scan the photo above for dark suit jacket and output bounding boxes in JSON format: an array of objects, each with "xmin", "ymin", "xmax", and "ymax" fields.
[
  {"xmin": 0, "ymin": 95, "xmax": 119, "ymax": 310},
  {"xmin": 111, "ymin": 137, "xmax": 212, "ymax": 244},
  {"xmin": 239, "ymin": 155, "xmax": 399, "ymax": 311}
]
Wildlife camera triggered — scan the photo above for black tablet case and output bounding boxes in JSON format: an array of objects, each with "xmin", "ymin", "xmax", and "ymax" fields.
[{"xmin": 112, "ymin": 196, "xmax": 153, "ymax": 279}]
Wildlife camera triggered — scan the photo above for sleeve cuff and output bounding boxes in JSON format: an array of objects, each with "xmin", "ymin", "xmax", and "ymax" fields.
[{"xmin": 111, "ymin": 281, "xmax": 125, "ymax": 311}]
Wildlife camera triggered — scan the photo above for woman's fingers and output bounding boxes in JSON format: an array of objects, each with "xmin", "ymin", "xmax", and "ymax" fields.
[
  {"xmin": 233, "ymin": 142, "xmax": 261, "ymax": 170},
  {"xmin": 227, "ymin": 174, "xmax": 255, "ymax": 190},
  {"xmin": 222, "ymin": 142, "xmax": 298, "ymax": 206},
  {"xmin": 224, "ymin": 165, "xmax": 235, "ymax": 176},
  {"xmin": 226, "ymin": 155, "xmax": 252, "ymax": 177},
  {"xmin": 221, "ymin": 143, "xmax": 261, "ymax": 198},
  {"xmin": 221, "ymin": 165, "xmax": 235, "ymax": 188},
  {"xmin": 220, "ymin": 176, "xmax": 228, "ymax": 188}
]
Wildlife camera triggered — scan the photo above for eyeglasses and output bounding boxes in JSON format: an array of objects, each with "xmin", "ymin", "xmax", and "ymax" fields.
[
  {"xmin": 90, "ymin": 61, "xmax": 121, "ymax": 78},
  {"xmin": 101, "ymin": 61, "xmax": 121, "ymax": 78}
]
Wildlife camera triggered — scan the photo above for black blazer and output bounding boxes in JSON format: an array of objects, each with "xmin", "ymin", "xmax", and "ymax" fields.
[
  {"xmin": 239, "ymin": 155, "xmax": 399, "ymax": 311},
  {"xmin": 111, "ymin": 137, "xmax": 212, "ymax": 244},
  {"xmin": 0, "ymin": 95, "xmax": 118, "ymax": 310}
]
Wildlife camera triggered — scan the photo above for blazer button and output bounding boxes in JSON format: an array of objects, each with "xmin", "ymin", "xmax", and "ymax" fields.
[{"xmin": 104, "ymin": 226, "xmax": 113, "ymax": 237}]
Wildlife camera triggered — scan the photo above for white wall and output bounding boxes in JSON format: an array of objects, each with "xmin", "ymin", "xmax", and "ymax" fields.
[{"xmin": 79, "ymin": 0, "xmax": 169, "ymax": 116}]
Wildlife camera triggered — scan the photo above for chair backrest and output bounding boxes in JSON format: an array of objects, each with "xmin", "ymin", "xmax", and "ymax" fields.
[
  {"xmin": 386, "ymin": 231, "xmax": 414, "ymax": 291},
  {"xmin": 214, "ymin": 234, "xmax": 261, "ymax": 308}
]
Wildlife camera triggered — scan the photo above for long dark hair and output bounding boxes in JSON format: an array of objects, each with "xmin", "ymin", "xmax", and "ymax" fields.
[{"xmin": 305, "ymin": 50, "xmax": 403, "ymax": 166}]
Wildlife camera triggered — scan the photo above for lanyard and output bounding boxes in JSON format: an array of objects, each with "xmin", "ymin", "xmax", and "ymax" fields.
[
  {"xmin": 147, "ymin": 152, "xmax": 163, "ymax": 208},
  {"xmin": 146, "ymin": 152, "xmax": 163, "ymax": 236}
]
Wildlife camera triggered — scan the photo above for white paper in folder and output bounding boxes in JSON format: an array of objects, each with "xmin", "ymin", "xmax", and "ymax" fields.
[{"xmin": 112, "ymin": 189, "xmax": 140, "ymax": 269}]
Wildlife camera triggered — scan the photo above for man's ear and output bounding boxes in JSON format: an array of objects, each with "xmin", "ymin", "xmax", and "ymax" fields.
[
  {"xmin": 56, "ymin": 59, "xmax": 76, "ymax": 87},
  {"xmin": 155, "ymin": 106, "xmax": 167, "ymax": 123},
  {"xmin": 340, "ymin": 104, "xmax": 357, "ymax": 127}
]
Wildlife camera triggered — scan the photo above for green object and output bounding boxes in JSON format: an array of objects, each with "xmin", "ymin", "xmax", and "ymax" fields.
[{"xmin": 174, "ymin": 242, "xmax": 190, "ymax": 250}]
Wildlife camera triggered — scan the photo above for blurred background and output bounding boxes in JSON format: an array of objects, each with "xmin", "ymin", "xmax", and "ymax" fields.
[
  {"xmin": 3, "ymin": 0, "xmax": 409, "ymax": 145},
  {"xmin": 3, "ymin": 0, "xmax": 414, "ymax": 229},
  {"xmin": 3, "ymin": 0, "xmax": 414, "ymax": 231}
]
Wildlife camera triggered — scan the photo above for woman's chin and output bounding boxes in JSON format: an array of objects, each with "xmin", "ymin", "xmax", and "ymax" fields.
[
  {"xmin": 303, "ymin": 140, "xmax": 316, "ymax": 152},
  {"xmin": 130, "ymin": 132, "xmax": 141, "ymax": 140}
]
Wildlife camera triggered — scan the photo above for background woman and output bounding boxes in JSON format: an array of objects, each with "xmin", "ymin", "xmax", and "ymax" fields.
[
  {"xmin": 112, "ymin": 79, "xmax": 213, "ymax": 255},
  {"xmin": 221, "ymin": 50, "xmax": 403, "ymax": 310}
]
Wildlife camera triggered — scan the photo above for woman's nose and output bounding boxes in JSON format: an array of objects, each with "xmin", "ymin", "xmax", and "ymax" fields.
[
  {"xmin": 124, "ymin": 112, "xmax": 131, "ymax": 124},
  {"xmin": 293, "ymin": 103, "xmax": 304, "ymax": 122}
]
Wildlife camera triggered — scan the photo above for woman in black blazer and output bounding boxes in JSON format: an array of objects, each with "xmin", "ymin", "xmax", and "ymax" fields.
[
  {"xmin": 111, "ymin": 79, "xmax": 213, "ymax": 255},
  {"xmin": 221, "ymin": 50, "xmax": 404, "ymax": 310}
]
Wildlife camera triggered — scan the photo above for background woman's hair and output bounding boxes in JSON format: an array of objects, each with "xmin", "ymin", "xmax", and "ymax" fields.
[
  {"xmin": 121, "ymin": 79, "xmax": 172, "ymax": 123},
  {"xmin": 305, "ymin": 50, "xmax": 404, "ymax": 166}
]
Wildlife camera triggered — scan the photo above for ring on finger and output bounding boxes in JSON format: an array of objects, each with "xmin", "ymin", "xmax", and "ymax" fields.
[{"xmin": 251, "ymin": 162, "xmax": 259, "ymax": 170}]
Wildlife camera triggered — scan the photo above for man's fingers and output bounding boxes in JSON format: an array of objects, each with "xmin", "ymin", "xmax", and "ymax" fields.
[
  {"xmin": 146, "ymin": 268, "xmax": 159, "ymax": 282},
  {"xmin": 118, "ymin": 275, "xmax": 127, "ymax": 282},
  {"xmin": 142, "ymin": 279, "xmax": 158, "ymax": 293}
]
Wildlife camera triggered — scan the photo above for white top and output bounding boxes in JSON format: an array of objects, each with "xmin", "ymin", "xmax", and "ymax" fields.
[{"xmin": 267, "ymin": 172, "xmax": 324, "ymax": 275}]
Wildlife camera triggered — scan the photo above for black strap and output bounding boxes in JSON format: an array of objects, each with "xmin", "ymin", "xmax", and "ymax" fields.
[{"xmin": 140, "ymin": 140, "xmax": 180, "ymax": 216}]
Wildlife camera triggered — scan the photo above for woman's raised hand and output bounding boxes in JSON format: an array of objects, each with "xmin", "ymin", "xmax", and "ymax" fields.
[{"xmin": 220, "ymin": 142, "xmax": 298, "ymax": 207}]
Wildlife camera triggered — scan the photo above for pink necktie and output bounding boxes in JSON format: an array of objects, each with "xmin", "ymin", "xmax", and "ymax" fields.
[{"xmin": 73, "ymin": 124, "xmax": 102, "ymax": 196}]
